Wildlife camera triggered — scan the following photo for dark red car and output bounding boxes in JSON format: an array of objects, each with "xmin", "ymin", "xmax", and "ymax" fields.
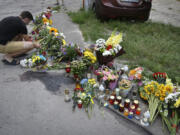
[{"xmin": 91, "ymin": 0, "xmax": 152, "ymax": 21}]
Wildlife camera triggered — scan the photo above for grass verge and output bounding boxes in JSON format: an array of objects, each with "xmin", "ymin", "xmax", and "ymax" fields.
[{"xmin": 68, "ymin": 10, "xmax": 180, "ymax": 82}]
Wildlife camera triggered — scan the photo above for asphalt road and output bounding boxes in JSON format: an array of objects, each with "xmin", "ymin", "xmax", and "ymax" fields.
[
  {"xmin": 0, "ymin": 1, "xmax": 149, "ymax": 135},
  {"xmin": 0, "ymin": 0, "xmax": 176, "ymax": 135}
]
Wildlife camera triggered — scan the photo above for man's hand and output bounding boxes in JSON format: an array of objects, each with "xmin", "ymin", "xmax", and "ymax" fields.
[
  {"xmin": 33, "ymin": 42, "xmax": 41, "ymax": 48},
  {"xmin": 23, "ymin": 34, "xmax": 33, "ymax": 41}
]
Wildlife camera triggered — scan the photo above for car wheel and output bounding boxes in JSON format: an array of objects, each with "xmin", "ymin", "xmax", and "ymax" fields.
[
  {"xmin": 95, "ymin": 3, "xmax": 108, "ymax": 21},
  {"xmin": 92, "ymin": 3, "xmax": 95, "ymax": 12},
  {"xmin": 138, "ymin": 13, "xmax": 150, "ymax": 22}
]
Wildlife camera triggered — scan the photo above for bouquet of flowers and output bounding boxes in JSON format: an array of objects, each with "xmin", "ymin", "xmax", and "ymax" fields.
[
  {"xmin": 61, "ymin": 44, "xmax": 81, "ymax": 61},
  {"xmin": 69, "ymin": 50, "xmax": 96, "ymax": 79},
  {"xmin": 160, "ymin": 88, "xmax": 180, "ymax": 135},
  {"xmin": 139, "ymin": 78, "xmax": 174, "ymax": 124},
  {"xmin": 20, "ymin": 54, "xmax": 47, "ymax": 69},
  {"xmin": 72, "ymin": 78, "xmax": 97, "ymax": 118},
  {"xmin": 128, "ymin": 67, "xmax": 144, "ymax": 86},
  {"xmin": 95, "ymin": 30, "xmax": 125, "ymax": 65},
  {"xmin": 119, "ymin": 79, "xmax": 132, "ymax": 97},
  {"xmin": 94, "ymin": 66, "xmax": 119, "ymax": 90}
]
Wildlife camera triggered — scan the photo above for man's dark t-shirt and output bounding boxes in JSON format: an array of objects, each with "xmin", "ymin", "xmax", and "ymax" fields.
[{"xmin": 0, "ymin": 16, "xmax": 27, "ymax": 45}]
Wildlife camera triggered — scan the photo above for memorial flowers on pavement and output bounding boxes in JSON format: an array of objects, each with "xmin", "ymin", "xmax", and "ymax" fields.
[
  {"xmin": 139, "ymin": 75, "xmax": 174, "ymax": 124},
  {"xmin": 72, "ymin": 78, "xmax": 97, "ymax": 117}
]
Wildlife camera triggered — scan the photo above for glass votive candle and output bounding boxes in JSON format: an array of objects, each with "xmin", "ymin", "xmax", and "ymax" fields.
[
  {"xmin": 124, "ymin": 108, "xmax": 129, "ymax": 116},
  {"xmin": 77, "ymin": 100, "xmax": 82, "ymax": 109},
  {"xmin": 114, "ymin": 101, "xmax": 119, "ymax": 109},
  {"xmin": 64, "ymin": 89, "xmax": 71, "ymax": 102},
  {"xmin": 133, "ymin": 100, "xmax": 139, "ymax": 109},
  {"xmin": 116, "ymin": 96, "xmax": 122, "ymax": 104},
  {"xmin": 109, "ymin": 96, "xmax": 115, "ymax": 105},
  {"xmin": 130, "ymin": 105, "xmax": 136, "ymax": 114},
  {"xmin": 87, "ymin": 73, "xmax": 91, "ymax": 79},
  {"xmin": 128, "ymin": 111, "xmax": 134, "ymax": 119},
  {"xmin": 115, "ymin": 88, "xmax": 120, "ymax": 97},
  {"xmin": 124, "ymin": 99, "xmax": 130, "ymax": 108},
  {"xmin": 119, "ymin": 103, "xmax": 124, "ymax": 112},
  {"xmin": 136, "ymin": 108, "xmax": 141, "ymax": 116}
]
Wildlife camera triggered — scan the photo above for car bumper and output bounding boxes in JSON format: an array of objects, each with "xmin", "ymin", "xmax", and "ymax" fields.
[{"xmin": 96, "ymin": 0, "xmax": 152, "ymax": 18}]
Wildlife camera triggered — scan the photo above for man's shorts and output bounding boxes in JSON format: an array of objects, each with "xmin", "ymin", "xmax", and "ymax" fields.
[{"xmin": 0, "ymin": 41, "xmax": 25, "ymax": 54}]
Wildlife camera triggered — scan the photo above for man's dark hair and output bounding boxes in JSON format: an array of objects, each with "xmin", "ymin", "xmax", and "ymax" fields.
[{"xmin": 20, "ymin": 11, "xmax": 33, "ymax": 20}]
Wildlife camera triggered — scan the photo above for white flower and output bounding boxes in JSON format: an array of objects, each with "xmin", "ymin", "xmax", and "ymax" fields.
[
  {"xmin": 121, "ymin": 65, "xmax": 129, "ymax": 72},
  {"xmin": 114, "ymin": 48, "xmax": 118, "ymax": 54},
  {"xmin": 42, "ymin": 15, "xmax": 46, "ymax": 18},
  {"xmin": 109, "ymin": 49, "xmax": 114, "ymax": 54},
  {"xmin": 165, "ymin": 92, "xmax": 180, "ymax": 103},
  {"xmin": 59, "ymin": 32, "xmax": 66, "ymax": 39},
  {"xmin": 102, "ymin": 50, "xmax": 111, "ymax": 56},
  {"xmin": 116, "ymin": 44, "xmax": 122, "ymax": 51},
  {"xmin": 20, "ymin": 59, "xmax": 28, "ymax": 67},
  {"xmin": 95, "ymin": 38, "xmax": 105, "ymax": 50},
  {"xmin": 99, "ymin": 84, "xmax": 105, "ymax": 91},
  {"xmin": 96, "ymin": 38, "xmax": 105, "ymax": 45},
  {"xmin": 28, "ymin": 59, "xmax": 33, "ymax": 67}
]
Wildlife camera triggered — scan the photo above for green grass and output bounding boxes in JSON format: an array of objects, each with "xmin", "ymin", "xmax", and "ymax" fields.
[{"xmin": 68, "ymin": 10, "xmax": 180, "ymax": 82}]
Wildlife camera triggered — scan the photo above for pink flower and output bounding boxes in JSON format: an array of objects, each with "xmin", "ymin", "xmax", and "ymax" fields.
[{"xmin": 103, "ymin": 76, "xmax": 108, "ymax": 81}]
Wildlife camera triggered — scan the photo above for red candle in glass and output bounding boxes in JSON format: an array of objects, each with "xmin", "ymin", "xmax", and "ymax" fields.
[
  {"xmin": 133, "ymin": 100, "xmax": 139, "ymax": 109},
  {"xmin": 78, "ymin": 100, "xmax": 82, "ymax": 109},
  {"xmin": 124, "ymin": 99, "xmax": 130, "ymax": 108},
  {"xmin": 116, "ymin": 96, "xmax": 122, "ymax": 104},
  {"xmin": 109, "ymin": 96, "xmax": 115, "ymax": 105},
  {"xmin": 119, "ymin": 104, "xmax": 124, "ymax": 112},
  {"xmin": 136, "ymin": 108, "xmax": 141, "ymax": 115}
]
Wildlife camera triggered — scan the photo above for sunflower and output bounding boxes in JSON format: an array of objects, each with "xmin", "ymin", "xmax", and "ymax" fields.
[
  {"xmin": 49, "ymin": 27, "xmax": 58, "ymax": 34},
  {"xmin": 160, "ymin": 96, "xmax": 165, "ymax": 101},
  {"xmin": 164, "ymin": 84, "xmax": 173, "ymax": 93}
]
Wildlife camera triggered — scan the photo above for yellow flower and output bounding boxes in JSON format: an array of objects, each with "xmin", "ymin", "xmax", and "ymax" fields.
[
  {"xmin": 42, "ymin": 18, "xmax": 52, "ymax": 25},
  {"xmin": 62, "ymin": 39, "xmax": 66, "ymax": 45},
  {"xmin": 174, "ymin": 97, "xmax": 180, "ymax": 108},
  {"xmin": 49, "ymin": 27, "xmax": 58, "ymax": 34},
  {"xmin": 164, "ymin": 84, "xmax": 173, "ymax": 93},
  {"xmin": 84, "ymin": 50, "xmax": 97, "ymax": 63},
  {"xmin": 106, "ymin": 32, "xmax": 123, "ymax": 47},
  {"xmin": 160, "ymin": 96, "xmax": 165, "ymax": 101},
  {"xmin": 88, "ymin": 79, "xmax": 96, "ymax": 85},
  {"xmin": 155, "ymin": 92, "xmax": 160, "ymax": 97},
  {"xmin": 49, "ymin": 19, "xmax": 53, "ymax": 25}
]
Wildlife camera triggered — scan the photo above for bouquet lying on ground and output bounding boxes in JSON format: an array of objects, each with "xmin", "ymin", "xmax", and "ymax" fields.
[
  {"xmin": 72, "ymin": 78, "xmax": 97, "ymax": 118},
  {"xmin": 61, "ymin": 43, "xmax": 82, "ymax": 61},
  {"xmin": 20, "ymin": 54, "xmax": 47, "ymax": 69},
  {"xmin": 139, "ymin": 74, "xmax": 174, "ymax": 124},
  {"xmin": 161, "ymin": 86, "xmax": 180, "ymax": 135},
  {"xmin": 69, "ymin": 50, "xmax": 97, "ymax": 79}
]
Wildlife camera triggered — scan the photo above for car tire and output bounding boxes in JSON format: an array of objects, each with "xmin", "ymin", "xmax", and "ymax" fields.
[
  {"xmin": 92, "ymin": 3, "xmax": 95, "ymax": 13},
  {"xmin": 139, "ymin": 13, "xmax": 150, "ymax": 22},
  {"xmin": 95, "ymin": 3, "xmax": 108, "ymax": 21}
]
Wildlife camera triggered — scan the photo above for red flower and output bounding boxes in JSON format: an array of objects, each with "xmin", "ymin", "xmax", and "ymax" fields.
[
  {"xmin": 74, "ymin": 88, "xmax": 84, "ymax": 92},
  {"xmin": 42, "ymin": 51, "xmax": 46, "ymax": 56},
  {"xmin": 106, "ymin": 45, "xmax": 112, "ymax": 50}
]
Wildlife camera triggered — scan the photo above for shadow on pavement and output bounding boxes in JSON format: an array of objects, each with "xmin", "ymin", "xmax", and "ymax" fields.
[{"xmin": 19, "ymin": 71, "xmax": 74, "ymax": 94}]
